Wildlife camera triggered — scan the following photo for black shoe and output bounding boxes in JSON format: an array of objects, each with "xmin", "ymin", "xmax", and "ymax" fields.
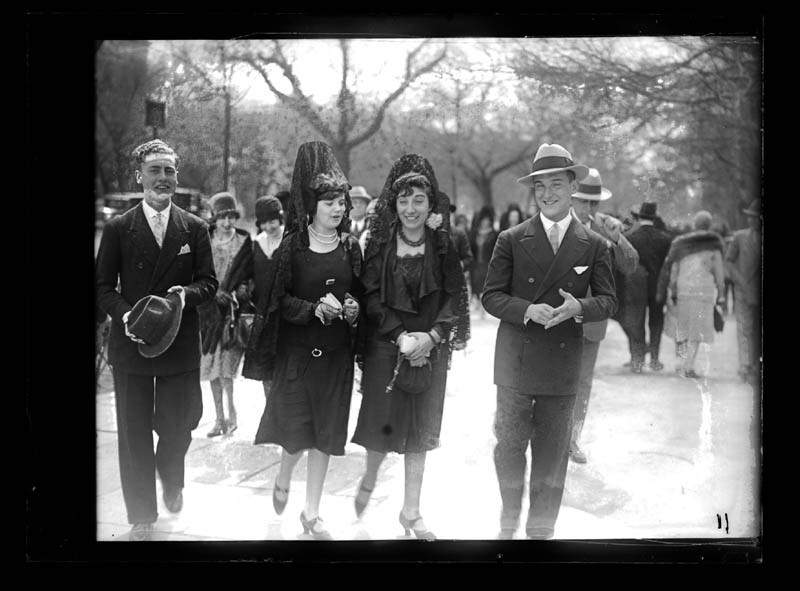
[
  {"xmin": 130, "ymin": 522, "xmax": 154, "ymax": 541},
  {"xmin": 163, "ymin": 487, "xmax": 183, "ymax": 513},
  {"xmin": 631, "ymin": 361, "xmax": 643, "ymax": 373},
  {"xmin": 649, "ymin": 360, "xmax": 664, "ymax": 371},
  {"xmin": 207, "ymin": 419, "xmax": 226, "ymax": 438},
  {"xmin": 354, "ymin": 480, "xmax": 374, "ymax": 518},
  {"xmin": 273, "ymin": 483, "xmax": 289, "ymax": 515},
  {"xmin": 300, "ymin": 512, "xmax": 333, "ymax": 540}
]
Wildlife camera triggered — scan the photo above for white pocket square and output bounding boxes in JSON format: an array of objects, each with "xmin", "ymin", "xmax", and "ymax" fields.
[
  {"xmin": 573, "ymin": 266, "xmax": 589, "ymax": 275},
  {"xmin": 178, "ymin": 244, "xmax": 192, "ymax": 255}
]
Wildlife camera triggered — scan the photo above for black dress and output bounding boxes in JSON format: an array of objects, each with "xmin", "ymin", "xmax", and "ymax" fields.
[
  {"xmin": 352, "ymin": 239, "xmax": 456, "ymax": 454},
  {"xmin": 254, "ymin": 243, "xmax": 356, "ymax": 456}
]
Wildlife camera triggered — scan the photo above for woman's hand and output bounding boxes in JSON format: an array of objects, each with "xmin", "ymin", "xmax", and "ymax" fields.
[
  {"xmin": 315, "ymin": 301, "xmax": 341, "ymax": 324},
  {"xmin": 343, "ymin": 295, "xmax": 359, "ymax": 325},
  {"xmin": 403, "ymin": 331, "xmax": 435, "ymax": 362}
]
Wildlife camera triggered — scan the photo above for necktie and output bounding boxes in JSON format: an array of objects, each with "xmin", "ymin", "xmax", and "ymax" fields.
[
  {"xmin": 549, "ymin": 224, "xmax": 560, "ymax": 254},
  {"xmin": 153, "ymin": 212, "xmax": 165, "ymax": 247}
]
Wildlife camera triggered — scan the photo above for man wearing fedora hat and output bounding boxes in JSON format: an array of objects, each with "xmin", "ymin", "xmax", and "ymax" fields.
[
  {"xmin": 96, "ymin": 139, "xmax": 218, "ymax": 541},
  {"xmin": 482, "ymin": 143, "xmax": 617, "ymax": 539},
  {"xmin": 725, "ymin": 199, "xmax": 762, "ymax": 383},
  {"xmin": 619, "ymin": 201, "xmax": 673, "ymax": 373},
  {"xmin": 348, "ymin": 185, "xmax": 372, "ymax": 241},
  {"xmin": 568, "ymin": 168, "xmax": 639, "ymax": 464}
]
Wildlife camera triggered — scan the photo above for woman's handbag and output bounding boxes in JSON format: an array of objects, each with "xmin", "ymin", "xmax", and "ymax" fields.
[
  {"xmin": 234, "ymin": 313, "xmax": 255, "ymax": 349},
  {"xmin": 713, "ymin": 304, "xmax": 725, "ymax": 333},
  {"xmin": 393, "ymin": 357, "xmax": 433, "ymax": 395}
]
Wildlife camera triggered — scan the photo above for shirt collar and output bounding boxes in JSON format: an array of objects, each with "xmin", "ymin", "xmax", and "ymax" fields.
[
  {"xmin": 142, "ymin": 198, "xmax": 171, "ymax": 221},
  {"xmin": 540, "ymin": 212, "xmax": 572, "ymax": 235},
  {"xmin": 639, "ymin": 219, "xmax": 654, "ymax": 226}
]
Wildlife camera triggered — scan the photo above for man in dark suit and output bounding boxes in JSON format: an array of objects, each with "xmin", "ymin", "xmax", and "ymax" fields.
[
  {"xmin": 482, "ymin": 144, "xmax": 617, "ymax": 540},
  {"xmin": 568, "ymin": 169, "xmax": 638, "ymax": 464},
  {"xmin": 95, "ymin": 140, "xmax": 218, "ymax": 541},
  {"xmin": 621, "ymin": 202, "xmax": 673, "ymax": 372}
]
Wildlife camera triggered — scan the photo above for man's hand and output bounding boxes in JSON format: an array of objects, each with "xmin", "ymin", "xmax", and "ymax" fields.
[
  {"xmin": 524, "ymin": 303, "xmax": 555, "ymax": 326},
  {"xmin": 122, "ymin": 310, "xmax": 146, "ymax": 344},
  {"xmin": 544, "ymin": 289, "xmax": 583, "ymax": 330},
  {"xmin": 598, "ymin": 213, "xmax": 624, "ymax": 244},
  {"xmin": 168, "ymin": 285, "xmax": 186, "ymax": 310},
  {"xmin": 342, "ymin": 295, "xmax": 359, "ymax": 325}
]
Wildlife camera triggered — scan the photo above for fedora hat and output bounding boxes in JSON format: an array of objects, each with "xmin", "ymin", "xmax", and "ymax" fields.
[
  {"xmin": 571, "ymin": 168, "xmax": 612, "ymax": 201},
  {"xmin": 631, "ymin": 202, "xmax": 659, "ymax": 220},
  {"xmin": 517, "ymin": 143, "xmax": 590, "ymax": 186},
  {"xmin": 349, "ymin": 186, "xmax": 372, "ymax": 202},
  {"xmin": 127, "ymin": 293, "xmax": 183, "ymax": 358},
  {"xmin": 742, "ymin": 198, "xmax": 760, "ymax": 216}
]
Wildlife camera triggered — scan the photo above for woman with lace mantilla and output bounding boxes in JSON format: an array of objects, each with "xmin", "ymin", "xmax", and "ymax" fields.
[{"xmin": 351, "ymin": 154, "xmax": 470, "ymax": 539}]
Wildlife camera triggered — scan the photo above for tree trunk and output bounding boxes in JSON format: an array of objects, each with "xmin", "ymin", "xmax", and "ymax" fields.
[{"xmin": 223, "ymin": 92, "xmax": 231, "ymax": 191}]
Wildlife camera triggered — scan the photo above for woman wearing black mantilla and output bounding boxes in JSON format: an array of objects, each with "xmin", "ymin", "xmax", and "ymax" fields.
[
  {"xmin": 242, "ymin": 141, "xmax": 363, "ymax": 540},
  {"xmin": 351, "ymin": 154, "xmax": 470, "ymax": 539}
]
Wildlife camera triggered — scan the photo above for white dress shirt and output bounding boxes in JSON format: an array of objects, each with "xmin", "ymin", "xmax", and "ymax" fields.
[
  {"xmin": 539, "ymin": 212, "xmax": 572, "ymax": 250},
  {"xmin": 141, "ymin": 198, "xmax": 172, "ymax": 245}
]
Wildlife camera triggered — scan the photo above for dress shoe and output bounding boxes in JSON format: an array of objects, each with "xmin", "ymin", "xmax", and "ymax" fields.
[
  {"xmin": 300, "ymin": 512, "xmax": 333, "ymax": 540},
  {"xmin": 163, "ymin": 487, "xmax": 183, "ymax": 513},
  {"xmin": 130, "ymin": 522, "xmax": 154, "ymax": 542},
  {"xmin": 569, "ymin": 441, "xmax": 587, "ymax": 464},
  {"xmin": 207, "ymin": 419, "xmax": 226, "ymax": 438},
  {"xmin": 630, "ymin": 361, "xmax": 643, "ymax": 374},
  {"xmin": 399, "ymin": 512, "xmax": 436, "ymax": 540},
  {"xmin": 354, "ymin": 479, "xmax": 374, "ymax": 518},
  {"xmin": 273, "ymin": 482, "xmax": 289, "ymax": 515},
  {"xmin": 497, "ymin": 528, "xmax": 515, "ymax": 540},
  {"xmin": 649, "ymin": 359, "xmax": 664, "ymax": 371}
]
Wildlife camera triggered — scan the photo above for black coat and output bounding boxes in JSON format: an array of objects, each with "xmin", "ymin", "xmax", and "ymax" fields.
[{"xmin": 95, "ymin": 202, "xmax": 218, "ymax": 375}]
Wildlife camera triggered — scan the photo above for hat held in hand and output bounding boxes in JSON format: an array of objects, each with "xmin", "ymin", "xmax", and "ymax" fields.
[{"xmin": 127, "ymin": 293, "xmax": 183, "ymax": 358}]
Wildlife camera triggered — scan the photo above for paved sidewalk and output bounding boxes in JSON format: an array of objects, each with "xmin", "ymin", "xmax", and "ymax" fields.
[{"xmin": 96, "ymin": 314, "xmax": 760, "ymax": 543}]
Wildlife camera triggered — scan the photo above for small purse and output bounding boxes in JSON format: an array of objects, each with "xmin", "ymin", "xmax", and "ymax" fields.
[
  {"xmin": 394, "ymin": 358, "xmax": 433, "ymax": 395},
  {"xmin": 713, "ymin": 304, "xmax": 725, "ymax": 333},
  {"xmin": 234, "ymin": 313, "xmax": 255, "ymax": 349}
]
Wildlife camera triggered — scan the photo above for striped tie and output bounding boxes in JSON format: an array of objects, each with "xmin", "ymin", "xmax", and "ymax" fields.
[
  {"xmin": 548, "ymin": 224, "xmax": 559, "ymax": 254},
  {"xmin": 153, "ymin": 212, "xmax": 165, "ymax": 247}
]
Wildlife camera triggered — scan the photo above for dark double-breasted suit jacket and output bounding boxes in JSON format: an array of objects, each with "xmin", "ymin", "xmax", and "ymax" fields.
[
  {"xmin": 481, "ymin": 215, "xmax": 617, "ymax": 397},
  {"xmin": 96, "ymin": 202, "xmax": 218, "ymax": 376}
]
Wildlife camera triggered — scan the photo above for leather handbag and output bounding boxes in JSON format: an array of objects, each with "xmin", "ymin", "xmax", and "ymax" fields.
[
  {"xmin": 234, "ymin": 313, "xmax": 255, "ymax": 349},
  {"xmin": 394, "ymin": 357, "xmax": 432, "ymax": 395}
]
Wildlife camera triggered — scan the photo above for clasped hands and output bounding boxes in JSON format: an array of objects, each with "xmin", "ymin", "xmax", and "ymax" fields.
[
  {"xmin": 524, "ymin": 289, "xmax": 582, "ymax": 330},
  {"xmin": 315, "ymin": 292, "xmax": 359, "ymax": 325},
  {"xmin": 397, "ymin": 332, "xmax": 436, "ymax": 367}
]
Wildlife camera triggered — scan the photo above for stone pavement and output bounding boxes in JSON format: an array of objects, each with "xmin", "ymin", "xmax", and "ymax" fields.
[{"xmin": 96, "ymin": 312, "xmax": 761, "ymax": 543}]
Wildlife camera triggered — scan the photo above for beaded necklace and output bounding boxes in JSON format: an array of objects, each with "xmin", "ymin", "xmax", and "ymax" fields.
[{"xmin": 398, "ymin": 225, "xmax": 425, "ymax": 247}]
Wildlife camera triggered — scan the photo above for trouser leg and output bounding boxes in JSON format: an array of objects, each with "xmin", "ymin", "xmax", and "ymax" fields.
[
  {"xmin": 647, "ymin": 295, "xmax": 665, "ymax": 362},
  {"xmin": 113, "ymin": 369, "xmax": 158, "ymax": 524},
  {"xmin": 154, "ymin": 369, "xmax": 203, "ymax": 492},
  {"xmin": 493, "ymin": 386, "xmax": 533, "ymax": 531},
  {"xmin": 527, "ymin": 395, "xmax": 576, "ymax": 536},
  {"xmin": 572, "ymin": 339, "xmax": 600, "ymax": 445}
]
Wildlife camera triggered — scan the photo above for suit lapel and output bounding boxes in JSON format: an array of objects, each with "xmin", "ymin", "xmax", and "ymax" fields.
[
  {"xmin": 127, "ymin": 204, "xmax": 160, "ymax": 267},
  {"xmin": 519, "ymin": 216, "xmax": 554, "ymax": 275},
  {"xmin": 148, "ymin": 205, "xmax": 191, "ymax": 291},
  {"xmin": 532, "ymin": 217, "xmax": 590, "ymax": 301}
]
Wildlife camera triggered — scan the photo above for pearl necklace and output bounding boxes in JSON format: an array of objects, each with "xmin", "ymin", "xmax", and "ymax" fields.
[
  {"xmin": 398, "ymin": 225, "xmax": 425, "ymax": 247},
  {"xmin": 308, "ymin": 224, "xmax": 339, "ymax": 244}
]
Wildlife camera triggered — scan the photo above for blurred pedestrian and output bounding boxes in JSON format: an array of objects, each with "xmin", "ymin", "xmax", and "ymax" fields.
[
  {"xmin": 350, "ymin": 154, "xmax": 470, "ymax": 539},
  {"xmin": 619, "ymin": 202, "xmax": 673, "ymax": 372},
  {"xmin": 725, "ymin": 199, "xmax": 761, "ymax": 383},
  {"xmin": 448, "ymin": 202, "xmax": 474, "ymax": 274},
  {"xmin": 348, "ymin": 185, "xmax": 372, "ymax": 242},
  {"xmin": 663, "ymin": 211, "xmax": 726, "ymax": 378},
  {"xmin": 244, "ymin": 141, "xmax": 363, "ymax": 540},
  {"xmin": 470, "ymin": 205, "xmax": 498, "ymax": 316},
  {"xmin": 567, "ymin": 168, "xmax": 638, "ymax": 464},
  {"xmin": 483, "ymin": 143, "xmax": 616, "ymax": 539},
  {"xmin": 198, "ymin": 193, "xmax": 254, "ymax": 437},
  {"xmin": 499, "ymin": 202, "xmax": 525, "ymax": 231},
  {"xmin": 358, "ymin": 197, "xmax": 378, "ymax": 254},
  {"xmin": 249, "ymin": 195, "xmax": 284, "ymax": 400},
  {"xmin": 95, "ymin": 139, "xmax": 218, "ymax": 541}
]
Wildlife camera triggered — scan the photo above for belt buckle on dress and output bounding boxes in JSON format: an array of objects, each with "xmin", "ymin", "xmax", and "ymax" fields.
[{"xmin": 311, "ymin": 348, "xmax": 322, "ymax": 358}]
